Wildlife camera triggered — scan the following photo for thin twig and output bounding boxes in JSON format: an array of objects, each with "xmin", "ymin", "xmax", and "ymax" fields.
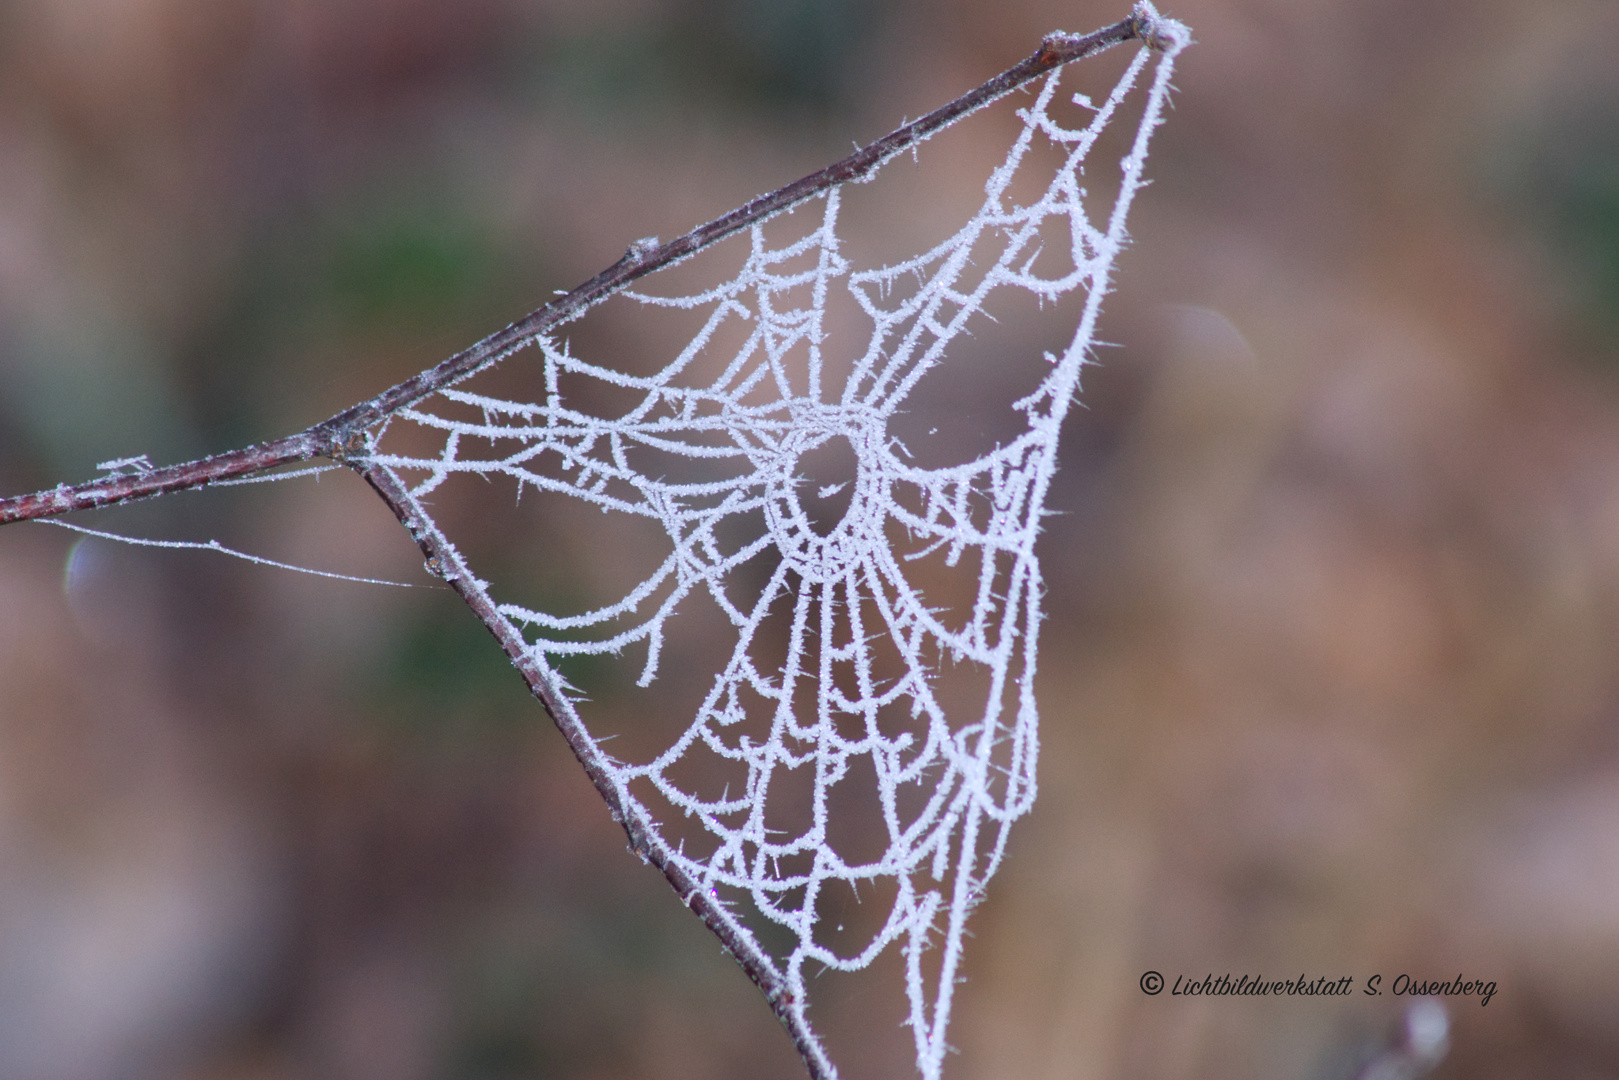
[
  {"xmin": 0, "ymin": 4, "xmax": 1163, "ymax": 528},
  {"xmin": 355, "ymin": 454, "xmax": 837, "ymax": 1079}
]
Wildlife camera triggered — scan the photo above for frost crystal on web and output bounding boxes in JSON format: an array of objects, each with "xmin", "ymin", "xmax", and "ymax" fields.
[{"xmin": 374, "ymin": 19, "xmax": 1183, "ymax": 1080}]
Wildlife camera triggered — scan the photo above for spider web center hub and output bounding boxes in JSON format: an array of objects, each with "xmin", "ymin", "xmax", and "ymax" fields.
[{"xmin": 757, "ymin": 405, "xmax": 885, "ymax": 585}]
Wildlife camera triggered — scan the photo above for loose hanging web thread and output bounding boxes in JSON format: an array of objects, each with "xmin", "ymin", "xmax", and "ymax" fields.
[{"xmin": 371, "ymin": 11, "xmax": 1188, "ymax": 1078}]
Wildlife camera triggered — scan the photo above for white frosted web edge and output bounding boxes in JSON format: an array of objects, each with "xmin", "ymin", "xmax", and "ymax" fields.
[{"xmin": 373, "ymin": 25, "xmax": 1182, "ymax": 1080}]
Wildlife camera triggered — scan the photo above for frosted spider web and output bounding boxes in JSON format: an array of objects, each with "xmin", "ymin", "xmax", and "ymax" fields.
[{"xmin": 373, "ymin": 22, "xmax": 1183, "ymax": 1080}]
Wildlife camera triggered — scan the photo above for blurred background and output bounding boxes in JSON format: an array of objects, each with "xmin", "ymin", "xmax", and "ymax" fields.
[{"xmin": 2, "ymin": 0, "xmax": 1618, "ymax": 1078}]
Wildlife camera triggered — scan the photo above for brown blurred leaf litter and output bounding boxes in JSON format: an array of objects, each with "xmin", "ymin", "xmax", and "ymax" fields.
[{"xmin": 2, "ymin": 1, "xmax": 1619, "ymax": 1079}]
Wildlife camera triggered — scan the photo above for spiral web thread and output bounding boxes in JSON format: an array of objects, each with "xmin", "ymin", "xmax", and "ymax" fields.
[{"xmin": 373, "ymin": 24, "xmax": 1182, "ymax": 1079}]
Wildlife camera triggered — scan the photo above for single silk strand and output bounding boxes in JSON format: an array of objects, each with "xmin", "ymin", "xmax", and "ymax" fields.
[{"xmin": 42, "ymin": 519, "xmax": 427, "ymax": 588}]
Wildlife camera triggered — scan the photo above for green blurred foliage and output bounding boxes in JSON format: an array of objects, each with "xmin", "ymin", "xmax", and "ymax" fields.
[
  {"xmin": 322, "ymin": 206, "xmax": 499, "ymax": 330},
  {"xmin": 1493, "ymin": 90, "xmax": 1619, "ymax": 344},
  {"xmin": 523, "ymin": 0, "xmax": 874, "ymax": 117},
  {"xmin": 369, "ymin": 597, "xmax": 533, "ymax": 739}
]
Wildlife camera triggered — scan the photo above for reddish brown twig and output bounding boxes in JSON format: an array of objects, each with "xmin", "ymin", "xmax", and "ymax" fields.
[
  {"xmin": 0, "ymin": 6, "xmax": 1159, "ymax": 528},
  {"xmin": 354, "ymin": 454, "xmax": 839, "ymax": 1076}
]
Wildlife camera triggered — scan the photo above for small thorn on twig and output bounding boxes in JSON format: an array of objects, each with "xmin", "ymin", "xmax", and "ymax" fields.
[
  {"xmin": 624, "ymin": 236, "xmax": 661, "ymax": 264},
  {"xmin": 95, "ymin": 455, "xmax": 152, "ymax": 476},
  {"xmin": 1129, "ymin": 2, "xmax": 1189, "ymax": 52}
]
